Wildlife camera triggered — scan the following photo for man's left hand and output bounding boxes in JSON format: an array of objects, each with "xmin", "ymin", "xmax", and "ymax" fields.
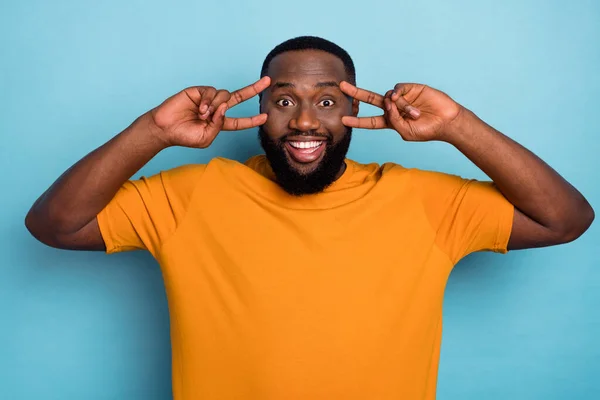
[{"xmin": 339, "ymin": 81, "xmax": 464, "ymax": 142}]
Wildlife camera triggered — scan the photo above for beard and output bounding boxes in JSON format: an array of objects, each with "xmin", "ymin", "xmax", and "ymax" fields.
[{"xmin": 258, "ymin": 126, "xmax": 352, "ymax": 196}]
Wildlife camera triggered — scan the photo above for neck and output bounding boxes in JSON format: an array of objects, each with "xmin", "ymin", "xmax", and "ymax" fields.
[{"xmin": 334, "ymin": 161, "xmax": 347, "ymax": 180}]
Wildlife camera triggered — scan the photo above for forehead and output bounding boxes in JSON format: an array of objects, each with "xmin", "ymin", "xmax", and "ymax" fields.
[{"xmin": 267, "ymin": 50, "xmax": 347, "ymax": 85}]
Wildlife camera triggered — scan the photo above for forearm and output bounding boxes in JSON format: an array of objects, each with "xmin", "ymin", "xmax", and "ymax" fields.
[
  {"xmin": 444, "ymin": 107, "xmax": 593, "ymax": 236},
  {"xmin": 26, "ymin": 112, "xmax": 167, "ymax": 235}
]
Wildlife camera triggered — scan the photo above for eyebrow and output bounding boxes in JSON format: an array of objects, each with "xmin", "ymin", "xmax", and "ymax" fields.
[
  {"xmin": 315, "ymin": 81, "xmax": 339, "ymax": 88},
  {"xmin": 272, "ymin": 81, "xmax": 340, "ymax": 89}
]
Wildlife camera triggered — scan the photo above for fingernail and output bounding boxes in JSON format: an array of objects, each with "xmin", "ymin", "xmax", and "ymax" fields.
[
  {"xmin": 409, "ymin": 107, "xmax": 420, "ymax": 118},
  {"xmin": 385, "ymin": 100, "xmax": 392, "ymax": 111},
  {"xmin": 200, "ymin": 105, "xmax": 208, "ymax": 113}
]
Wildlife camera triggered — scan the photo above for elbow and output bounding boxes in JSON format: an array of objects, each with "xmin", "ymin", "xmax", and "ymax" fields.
[
  {"xmin": 24, "ymin": 208, "xmax": 62, "ymax": 248},
  {"xmin": 556, "ymin": 201, "xmax": 595, "ymax": 244},
  {"xmin": 25, "ymin": 208, "xmax": 50, "ymax": 245},
  {"xmin": 25, "ymin": 209, "xmax": 39, "ymax": 238}
]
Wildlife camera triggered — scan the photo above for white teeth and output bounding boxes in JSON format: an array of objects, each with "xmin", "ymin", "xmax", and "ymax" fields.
[{"xmin": 288, "ymin": 141, "xmax": 322, "ymax": 149}]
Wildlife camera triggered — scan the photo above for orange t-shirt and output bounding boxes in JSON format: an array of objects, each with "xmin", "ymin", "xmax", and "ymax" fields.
[{"xmin": 97, "ymin": 155, "xmax": 513, "ymax": 400}]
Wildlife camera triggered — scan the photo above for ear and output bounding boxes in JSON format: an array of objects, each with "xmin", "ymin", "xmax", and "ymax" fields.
[{"xmin": 352, "ymin": 98, "xmax": 359, "ymax": 117}]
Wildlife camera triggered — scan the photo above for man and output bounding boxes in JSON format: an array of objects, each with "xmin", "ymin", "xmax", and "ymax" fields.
[{"xmin": 26, "ymin": 36, "xmax": 594, "ymax": 399}]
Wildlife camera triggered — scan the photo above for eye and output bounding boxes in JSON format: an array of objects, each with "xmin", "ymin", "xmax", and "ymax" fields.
[
  {"xmin": 276, "ymin": 99, "xmax": 295, "ymax": 107},
  {"xmin": 319, "ymin": 99, "xmax": 335, "ymax": 107}
]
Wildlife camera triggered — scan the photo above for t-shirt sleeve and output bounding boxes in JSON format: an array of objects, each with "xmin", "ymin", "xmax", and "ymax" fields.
[
  {"xmin": 96, "ymin": 164, "xmax": 205, "ymax": 256},
  {"xmin": 410, "ymin": 168, "xmax": 515, "ymax": 264}
]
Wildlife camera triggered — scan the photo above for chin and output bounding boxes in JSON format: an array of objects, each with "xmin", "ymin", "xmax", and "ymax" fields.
[
  {"xmin": 258, "ymin": 126, "xmax": 352, "ymax": 196},
  {"xmin": 285, "ymin": 154, "xmax": 326, "ymax": 176}
]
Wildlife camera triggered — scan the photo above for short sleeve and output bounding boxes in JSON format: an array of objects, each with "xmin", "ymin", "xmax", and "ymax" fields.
[
  {"xmin": 410, "ymin": 169, "xmax": 514, "ymax": 264},
  {"xmin": 96, "ymin": 164, "xmax": 205, "ymax": 256}
]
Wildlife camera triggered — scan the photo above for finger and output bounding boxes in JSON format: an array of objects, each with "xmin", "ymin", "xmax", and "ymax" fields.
[
  {"xmin": 227, "ymin": 76, "xmax": 271, "ymax": 108},
  {"xmin": 391, "ymin": 83, "xmax": 421, "ymax": 119},
  {"xmin": 200, "ymin": 103, "xmax": 228, "ymax": 145},
  {"xmin": 210, "ymin": 102, "xmax": 228, "ymax": 128},
  {"xmin": 209, "ymin": 90, "xmax": 232, "ymax": 115},
  {"xmin": 384, "ymin": 98, "xmax": 411, "ymax": 137},
  {"xmin": 199, "ymin": 87, "xmax": 217, "ymax": 119},
  {"xmin": 391, "ymin": 94, "xmax": 420, "ymax": 119},
  {"xmin": 222, "ymin": 113, "xmax": 268, "ymax": 131},
  {"xmin": 385, "ymin": 89, "xmax": 408, "ymax": 119},
  {"xmin": 392, "ymin": 83, "xmax": 416, "ymax": 97},
  {"xmin": 339, "ymin": 81, "xmax": 385, "ymax": 109},
  {"xmin": 341, "ymin": 115, "xmax": 387, "ymax": 129}
]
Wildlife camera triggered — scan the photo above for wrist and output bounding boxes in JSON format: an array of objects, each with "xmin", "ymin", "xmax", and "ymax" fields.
[
  {"xmin": 138, "ymin": 111, "xmax": 172, "ymax": 150},
  {"xmin": 440, "ymin": 106, "xmax": 478, "ymax": 146}
]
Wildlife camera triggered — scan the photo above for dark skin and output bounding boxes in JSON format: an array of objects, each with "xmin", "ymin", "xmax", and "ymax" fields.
[
  {"xmin": 259, "ymin": 50, "xmax": 358, "ymax": 178},
  {"xmin": 25, "ymin": 50, "xmax": 593, "ymax": 251},
  {"xmin": 338, "ymin": 80, "xmax": 594, "ymax": 249},
  {"xmin": 25, "ymin": 79, "xmax": 271, "ymax": 250}
]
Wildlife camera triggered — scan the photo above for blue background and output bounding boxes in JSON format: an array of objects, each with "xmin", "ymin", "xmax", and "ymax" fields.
[{"xmin": 1, "ymin": 0, "xmax": 598, "ymax": 398}]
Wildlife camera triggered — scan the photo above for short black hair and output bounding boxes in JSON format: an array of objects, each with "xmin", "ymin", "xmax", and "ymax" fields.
[{"xmin": 260, "ymin": 36, "xmax": 356, "ymax": 84}]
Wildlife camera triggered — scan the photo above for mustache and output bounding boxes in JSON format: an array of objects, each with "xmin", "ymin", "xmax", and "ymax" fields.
[{"xmin": 281, "ymin": 131, "xmax": 333, "ymax": 142}]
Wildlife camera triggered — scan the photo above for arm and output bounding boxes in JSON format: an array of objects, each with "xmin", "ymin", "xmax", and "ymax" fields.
[
  {"xmin": 25, "ymin": 78, "xmax": 271, "ymax": 251},
  {"xmin": 339, "ymin": 81, "xmax": 594, "ymax": 250},
  {"xmin": 25, "ymin": 113, "xmax": 166, "ymax": 250},
  {"xmin": 443, "ymin": 108, "xmax": 594, "ymax": 249}
]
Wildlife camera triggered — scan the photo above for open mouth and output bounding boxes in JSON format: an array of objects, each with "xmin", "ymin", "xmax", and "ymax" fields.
[{"xmin": 284, "ymin": 139, "xmax": 327, "ymax": 163}]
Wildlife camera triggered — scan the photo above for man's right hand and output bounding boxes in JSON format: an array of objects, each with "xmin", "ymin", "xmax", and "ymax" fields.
[
  {"xmin": 26, "ymin": 77, "xmax": 272, "ymax": 251},
  {"xmin": 149, "ymin": 76, "xmax": 271, "ymax": 149}
]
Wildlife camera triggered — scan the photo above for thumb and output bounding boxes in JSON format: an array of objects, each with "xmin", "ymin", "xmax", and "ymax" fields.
[
  {"xmin": 384, "ymin": 98, "xmax": 412, "ymax": 139},
  {"xmin": 210, "ymin": 103, "xmax": 228, "ymax": 129},
  {"xmin": 204, "ymin": 103, "xmax": 228, "ymax": 138},
  {"xmin": 190, "ymin": 103, "xmax": 227, "ymax": 148}
]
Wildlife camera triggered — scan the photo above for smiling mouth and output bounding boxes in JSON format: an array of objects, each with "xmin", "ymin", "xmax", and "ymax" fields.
[{"xmin": 284, "ymin": 138, "xmax": 327, "ymax": 164}]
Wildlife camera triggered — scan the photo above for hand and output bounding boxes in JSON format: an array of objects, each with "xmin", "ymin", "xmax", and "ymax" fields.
[
  {"xmin": 339, "ymin": 81, "xmax": 464, "ymax": 142},
  {"xmin": 149, "ymin": 76, "xmax": 271, "ymax": 148}
]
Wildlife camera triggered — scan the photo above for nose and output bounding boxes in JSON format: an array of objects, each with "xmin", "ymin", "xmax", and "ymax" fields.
[{"xmin": 288, "ymin": 104, "xmax": 321, "ymax": 132}]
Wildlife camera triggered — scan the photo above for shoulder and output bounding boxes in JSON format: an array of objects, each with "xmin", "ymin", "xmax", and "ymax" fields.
[
  {"xmin": 344, "ymin": 159, "xmax": 407, "ymax": 180},
  {"xmin": 346, "ymin": 159, "xmax": 470, "ymax": 182},
  {"xmin": 158, "ymin": 157, "xmax": 246, "ymax": 184},
  {"xmin": 352, "ymin": 160, "xmax": 460, "ymax": 187},
  {"xmin": 153, "ymin": 163, "xmax": 207, "ymax": 194},
  {"xmin": 361, "ymin": 161, "xmax": 492, "ymax": 204},
  {"xmin": 381, "ymin": 164, "xmax": 468, "ymax": 192},
  {"xmin": 140, "ymin": 159, "xmax": 236, "ymax": 198},
  {"xmin": 398, "ymin": 166, "xmax": 507, "ymax": 215}
]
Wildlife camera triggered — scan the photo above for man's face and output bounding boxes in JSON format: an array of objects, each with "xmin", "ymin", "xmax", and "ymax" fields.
[{"xmin": 259, "ymin": 50, "xmax": 358, "ymax": 196}]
